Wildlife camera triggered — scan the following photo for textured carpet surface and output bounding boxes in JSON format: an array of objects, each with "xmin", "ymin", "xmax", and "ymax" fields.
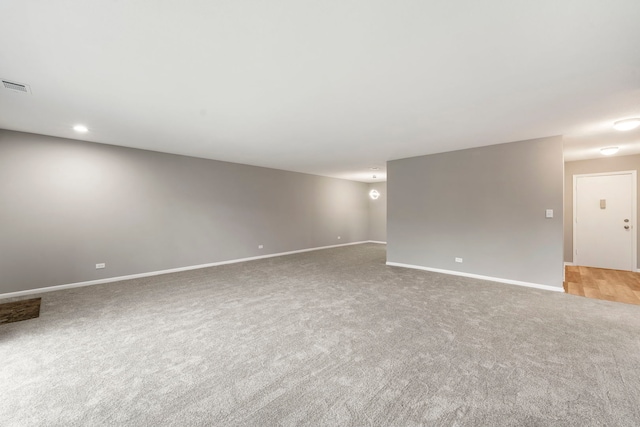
[{"xmin": 1, "ymin": 244, "xmax": 640, "ymax": 426}]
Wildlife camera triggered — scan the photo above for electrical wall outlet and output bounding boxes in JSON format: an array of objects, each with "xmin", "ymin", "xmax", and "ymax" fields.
[
  {"xmin": 96, "ymin": 263, "xmax": 106, "ymax": 269},
  {"xmin": 258, "ymin": 245, "xmax": 263, "ymax": 249},
  {"xmin": 455, "ymin": 258, "xmax": 463, "ymax": 263}
]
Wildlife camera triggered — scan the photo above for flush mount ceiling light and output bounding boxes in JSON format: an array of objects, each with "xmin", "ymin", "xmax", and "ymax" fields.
[
  {"xmin": 73, "ymin": 124, "xmax": 89, "ymax": 133},
  {"xmin": 369, "ymin": 189, "xmax": 380, "ymax": 200},
  {"xmin": 613, "ymin": 118, "xmax": 640, "ymax": 131},
  {"xmin": 600, "ymin": 147, "xmax": 619, "ymax": 156}
]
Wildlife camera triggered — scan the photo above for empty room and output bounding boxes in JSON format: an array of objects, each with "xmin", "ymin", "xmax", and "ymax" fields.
[{"xmin": 1, "ymin": 1, "xmax": 640, "ymax": 426}]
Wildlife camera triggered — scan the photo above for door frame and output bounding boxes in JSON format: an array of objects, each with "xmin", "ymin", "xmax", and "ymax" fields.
[{"xmin": 572, "ymin": 170, "xmax": 637, "ymax": 271}]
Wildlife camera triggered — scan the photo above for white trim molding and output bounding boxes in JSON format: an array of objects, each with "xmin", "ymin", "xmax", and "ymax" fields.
[
  {"xmin": 0, "ymin": 241, "xmax": 371, "ymax": 299},
  {"xmin": 386, "ymin": 262, "xmax": 564, "ymax": 293},
  {"xmin": 367, "ymin": 240, "xmax": 387, "ymax": 244}
]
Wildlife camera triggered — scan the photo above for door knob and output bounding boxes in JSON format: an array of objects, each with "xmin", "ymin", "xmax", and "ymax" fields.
[{"xmin": 624, "ymin": 225, "xmax": 630, "ymax": 230}]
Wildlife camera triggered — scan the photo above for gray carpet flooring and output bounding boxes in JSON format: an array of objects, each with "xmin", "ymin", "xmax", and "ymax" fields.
[{"xmin": 1, "ymin": 243, "xmax": 640, "ymax": 426}]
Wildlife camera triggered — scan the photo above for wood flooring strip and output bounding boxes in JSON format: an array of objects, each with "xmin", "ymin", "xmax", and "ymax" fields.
[
  {"xmin": 583, "ymin": 286, "xmax": 604, "ymax": 300},
  {"xmin": 567, "ymin": 282, "xmax": 585, "ymax": 297},
  {"xmin": 565, "ymin": 271, "xmax": 581, "ymax": 283},
  {"xmin": 564, "ymin": 266, "xmax": 640, "ymax": 306},
  {"xmin": 596, "ymin": 280, "xmax": 617, "ymax": 297}
]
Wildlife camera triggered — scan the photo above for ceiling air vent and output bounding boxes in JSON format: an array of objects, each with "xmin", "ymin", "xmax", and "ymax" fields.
[{"xmin": 2, "ymin": 79, "xmax": 31, "ymax": 94}]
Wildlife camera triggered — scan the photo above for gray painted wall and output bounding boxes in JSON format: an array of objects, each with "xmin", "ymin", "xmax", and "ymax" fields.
[
  {"xmin": 564, "ymin": 154, "xmax": 640, "ymax": 266},
  {"xmin": 367, "ymin": 182, "xmax": 387, "ymax": 242},
  {"xmin": 387, "ymin": 136, "xmax": 564, "ymax": 288},
  {"xmin": 0, "ymin": 130, "xmax": 370, "ymax": 294}
]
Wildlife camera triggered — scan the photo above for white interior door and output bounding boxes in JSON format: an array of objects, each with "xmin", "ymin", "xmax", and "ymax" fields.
[{"xmin": 574, "ymin": 172, "xmax": 636, "ymax": 271}]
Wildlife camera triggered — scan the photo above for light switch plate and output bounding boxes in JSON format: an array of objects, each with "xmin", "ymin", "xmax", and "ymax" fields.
[{"xmin": 545, "ymin": 209, "xmax": 553, "ymax": 218}]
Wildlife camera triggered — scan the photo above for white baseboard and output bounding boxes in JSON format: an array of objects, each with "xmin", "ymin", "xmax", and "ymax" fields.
[
  {"xmin": 386, "ymin": 261, "xmax": 564, "ymax": 293},
  {"xmin": 0, "ymin": 241, "xmax": 371, "ymax": 299},
  {"xmin": 565, "ymin": 262, "xmax": 640, "ymax": 273},
  {"xmin": 367, "ymin": 240, "xmax": 387, "ymax": 244}
]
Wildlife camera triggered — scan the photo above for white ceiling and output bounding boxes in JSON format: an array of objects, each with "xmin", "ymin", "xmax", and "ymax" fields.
[{"xmin": 1, "ymin": 1, "xmax": 639, "ymax": 182}]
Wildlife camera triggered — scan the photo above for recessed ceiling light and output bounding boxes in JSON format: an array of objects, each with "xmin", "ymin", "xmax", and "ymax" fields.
[
  {"xmin": 600, "ymin": 147, "xmax": 619, "ymax": 156},
  {"xmin": 73, "ymin": 124, "xmax": 88, "ymax": 133},
  {"xmin": 613, "ymin": 118, "xmax": 640, "ymax": 131}
]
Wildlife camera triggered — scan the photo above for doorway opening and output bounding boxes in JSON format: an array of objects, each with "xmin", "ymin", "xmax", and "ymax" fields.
[{"xmin": 565, "ymin": 170, "xmax": 639, "ymax": 304}]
